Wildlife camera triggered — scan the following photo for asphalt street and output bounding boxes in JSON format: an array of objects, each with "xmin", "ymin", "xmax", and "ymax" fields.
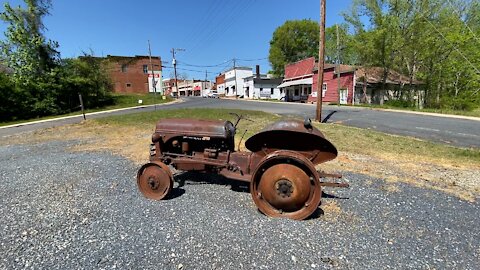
[
  {"xmin": 1, "ymin": 97, "xmax": 479, "ymax": 148},
  {"xmin": 1, "ymin": 141, "xmax": 478, "ymax": 269}
]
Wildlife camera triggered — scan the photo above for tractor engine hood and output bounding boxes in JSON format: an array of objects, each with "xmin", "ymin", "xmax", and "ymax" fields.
[{"xmin": 245, "ymin": 119, "xmax": 338, "ymax": 165}]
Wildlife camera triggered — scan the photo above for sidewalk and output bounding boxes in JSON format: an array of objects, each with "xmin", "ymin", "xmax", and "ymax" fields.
[{"xmin": 0, "ymin": 99, "xmax": 182, "ymax": 130}]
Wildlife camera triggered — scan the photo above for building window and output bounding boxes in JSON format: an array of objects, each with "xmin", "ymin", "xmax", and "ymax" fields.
[
  {"xmin": 260, "ymin": 87, "xmax": 263, "ymax": 92},
  {"xmin": 143, "ymin": 65, "xmax": 148, "ymax": 74},
  {"xmin": 280, "ymin": 89, "xmax": 283, "ymax": 94},
  {"xmin": 294, "ymin": 88, "xmax": 299, "ymax": 96},
  {"xmin": 271, "ymin": 88, "xmax": 274, "ymax": 95},
  {"xmin": 121, "ymin": 64, "xmax": 128, "ymax": 73},
  {"xmin": 126, "ymin": 83, "xmax": 132, "ymax": 87},
  {"xmin": 307, "ymin": 86, "xmax": 312, "ymax": 95},
  {"xmin": 322, "ymin": 83, "xmax": 327, "ymax": 97}
]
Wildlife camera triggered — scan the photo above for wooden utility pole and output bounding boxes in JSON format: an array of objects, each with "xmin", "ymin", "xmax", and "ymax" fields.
[
  {"xmin": 148, "ymin": 40, "xmax": 157, "ymax": 110},
  {"xmin": 172, "ymin": 48, "xmax": 179, "ymax": 99},
  {"xmin": 204, "ymin": 70, "xmax": 208, "ymax": 97},
  {"xmin": 315, "ymin": 0, "xmax": 326, "ymax": 122},
  {"xmin": 336, "ymin": 24, "xmax": 341, "ymax": 105},
  {"xmin": 233, "ymin": 58, "xmax": 238, "ymax": 99},
  {"xmin": 171, "ymin": 48, "xmax": 184, "ymax": 99}
]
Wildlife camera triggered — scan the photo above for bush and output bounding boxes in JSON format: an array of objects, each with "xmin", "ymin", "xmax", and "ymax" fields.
[
  {"xmin": 384, "ymin": 99, "xmax": 415, "ymax": 108},
  {"xmin": 440, "ymin": 97, "xmax": 477, "ymax": 111},
  {"xmin": 0, "ymin": 56, "xmax": 114, "ymax": 122}
]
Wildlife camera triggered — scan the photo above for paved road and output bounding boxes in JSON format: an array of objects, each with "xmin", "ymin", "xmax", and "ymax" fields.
[{"xmin": 1, "ymin": 97, "xmax": 479, "ymax": 148}]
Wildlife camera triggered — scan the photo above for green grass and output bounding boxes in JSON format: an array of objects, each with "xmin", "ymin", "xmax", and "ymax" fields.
[
  {"xmin": 0, "ymin": 93, "xmax": 173, "ymax": 127},
  {"xmin": 315, "ymin": 123, "xmax": 480, "ymax": 166},
  {"xmin": 96, "ymin": 108, "xmax": 278, "ymax": 130}
]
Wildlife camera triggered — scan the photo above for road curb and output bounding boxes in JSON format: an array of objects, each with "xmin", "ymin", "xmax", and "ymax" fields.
[
  {"xmin": 0, "ymin": 99, "xmax": 182, "ymax": 130},
  {"xmin": 370, "ymin": 108, "xmax": 480, "ymax": 122}
]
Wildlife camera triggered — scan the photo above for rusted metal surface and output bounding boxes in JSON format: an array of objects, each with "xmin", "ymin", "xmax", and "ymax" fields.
[
  {"xmin": 137, "ymin": 161, "xmax": 173, "ymax": 200},
  {"xmin": 137, "ymin": 116, "xmax": 348, "ymax": 220},
  {"xmin": 250, "ymin": 150, "xmax": 322, "ymax": 220},
  {"xmin": 245, "ymin": 119, "xmax": 338, "ymax": 164}
]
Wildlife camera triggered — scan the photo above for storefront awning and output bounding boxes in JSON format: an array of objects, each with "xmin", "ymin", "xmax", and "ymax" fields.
[{"xmin": 277, "ymin": 78, "xmax": 313, "ymax": 88}]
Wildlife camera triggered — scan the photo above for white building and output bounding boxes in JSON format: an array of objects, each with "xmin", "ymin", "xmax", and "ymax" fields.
[
  {"xmin": 175, "ymin": 79, "xmax": 212, "ymax": 96},
  {"xmin": 224, "ymin": 67, "xmax": 253, "ymax": 97},
  {"xmin": 192, "ymin": 80, "xmax": 213, "ymax": 96},
  {"xmin": 244, "ymin": 75, "xmax": 283, "ymax": 100}
]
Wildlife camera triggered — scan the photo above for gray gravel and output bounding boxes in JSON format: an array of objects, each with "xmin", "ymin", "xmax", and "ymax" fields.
[{"xmin": 0, "ymin": 140, "xmax": 479, "ymax": 269}]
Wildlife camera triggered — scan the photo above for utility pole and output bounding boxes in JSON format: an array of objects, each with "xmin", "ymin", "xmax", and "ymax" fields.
[
  {"xmin": 148, "ymin": 40, "xmax": 157, "ymax": 110},
  {"xmin": 233, "ymin": 58, "xmax": 238, "ymax": 99},
  {"xmin": 315, "ymin": 0, "xmax": 326, "ymax": 122},
  {"xmin": 171, "ymin": 48, "xmax": 185, "ymax": 99},
  {"xmin": 336, "ymin": 24, "xmax": 341, "ymax": 105},
  {"xmin": 204, "ymin": 70, "xmax": 208, "ymax": 97}
]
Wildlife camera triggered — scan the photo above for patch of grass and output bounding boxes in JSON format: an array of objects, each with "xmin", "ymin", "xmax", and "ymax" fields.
[
  {"xmin": 96, "ymin": 108, "xmax": 278, "ymax": 129},
  {"xmin": 315, "ymin": 123, "xmax": 480, "ymax": 167},
  {"xmin": 0, "ymin": 93, "xmax": 173, "ymax": 127}
]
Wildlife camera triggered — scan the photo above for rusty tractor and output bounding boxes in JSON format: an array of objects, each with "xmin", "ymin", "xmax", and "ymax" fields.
[{"xmin": 137, "ymin": 114, "xmax": 348, "ymax": 220}]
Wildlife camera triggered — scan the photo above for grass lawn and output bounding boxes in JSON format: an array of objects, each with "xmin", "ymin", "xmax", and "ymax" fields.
[{"xmin": 0, "ymin": 93, "xmax": 173, "ymax": 127}]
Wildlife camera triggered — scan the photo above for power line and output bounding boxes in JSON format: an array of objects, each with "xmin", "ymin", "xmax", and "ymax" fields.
[
  {"xmin": 235, "ymin": 57, "xmax": 268, "ymax": 62},
  {"xmin": 445, "ymin": 0, "xmax": 480, "ymax": 44},
  {"xmin": 177, "ymin": 59, "xmax": 233, "ymax": 68},
  {"xmin": 422, "ymin": 15, "xmax": 480, "ymax": 75},
  {"xmin": 405, "ymin": 0, "xmax": 480, "ymax": 75},
  {"xmin": 184, "ymin": 0, "xmax": 256, "ymax": 57}
]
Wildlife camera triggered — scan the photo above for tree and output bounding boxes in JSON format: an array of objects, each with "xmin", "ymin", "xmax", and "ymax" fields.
[
  {"xmin": 325, "ymin": 24, "xmax": 358, "ymax": 65},
  {"xmin": 342, "ymin": 0, "xmax": 480, "ymax": 110},
  {"xmin": 268, "ymin": 19, "xmax": 319, "ymax": 76},
  {"xmin": 0, "ymin": 0, "xmax": 59, "ymax": 84}
]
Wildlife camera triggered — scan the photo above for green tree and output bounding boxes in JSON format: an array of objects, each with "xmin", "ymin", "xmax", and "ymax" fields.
[
  {"xmin": 325, "ymin": 24, "xmax": 358, "ymax": 65},
  {"xmin": 343, "ymin": 0, "xmax": 480, "ymax": 110},
  {"xmin": 0, "ymin": 0, "xmax": 59, "ymax": 84},
  {"xmin": 268, "ymin": 19, "xmax": 319, "ymax": 76}
]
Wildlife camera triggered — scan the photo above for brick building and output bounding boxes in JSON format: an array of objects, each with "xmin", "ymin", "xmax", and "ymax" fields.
[
  {"xmin": 105, "ymin": 55, "xmax": 162, "ymax": 94},
  {"xmin": 215, "ymin": 74, "xmax": 226, "ymax": 95}
]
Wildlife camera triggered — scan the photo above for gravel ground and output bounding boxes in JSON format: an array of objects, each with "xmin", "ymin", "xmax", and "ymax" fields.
[{"xmin": 0, "ymin": 140, "xmax": 479, "ymax": 269}]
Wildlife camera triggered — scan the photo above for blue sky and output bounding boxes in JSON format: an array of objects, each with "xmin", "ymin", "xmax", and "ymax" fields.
[{"xmin": 1, "ymin": 0, "xmax": 353, "ymax": 80}]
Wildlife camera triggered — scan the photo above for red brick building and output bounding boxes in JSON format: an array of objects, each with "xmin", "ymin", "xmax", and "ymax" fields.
[
  {"xmin": 215, "ymin": 73, "xmax": 226, "ymax": 95},
  {"xmin": 105, "ymin": 55, "xmax": 162, "ymax": 94}
]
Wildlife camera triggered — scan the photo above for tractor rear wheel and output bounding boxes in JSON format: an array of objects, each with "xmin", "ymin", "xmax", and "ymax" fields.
[{"xmin": 250, "ymin": 151, "xmax": 321, "ymax": 220}]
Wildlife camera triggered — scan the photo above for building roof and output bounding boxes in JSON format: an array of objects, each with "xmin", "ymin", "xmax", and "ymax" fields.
[
  {"xmin": 106, "ymin": 55, "xmax": 161, "ymax": 60},
  {"xmin": 313, "ymin": 63, "xmax": 356, "ymax": 74},
  {"xmin": 356, "ymin": 67, "xmax": 422, "ymax": 85},
  {"xmin": 284, "ymin": 57, "xmax": 316, "ymax": 79},
  {"xmin": 253, "ymin": 77, "xmax": 283, "ymax": 85},
  {"xmin": 278, "ymin": 78, "xmax": 313, "ymax": 88}
]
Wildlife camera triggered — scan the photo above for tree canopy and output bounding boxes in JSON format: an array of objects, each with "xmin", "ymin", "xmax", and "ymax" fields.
[
  {"xmin": 343, "ymin": 0, "xmax": 480, "ymax": 109},
  {"xmin": 268, "ymin": 0, "xmax": 480, "ymax": 110},
  {"xmin": 268, "ymin": 19, "xmax": 319, "ymax": 76},
  {"xmin": 0, "ymin": 0, "xmax": 113, "ymax": 121}
]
